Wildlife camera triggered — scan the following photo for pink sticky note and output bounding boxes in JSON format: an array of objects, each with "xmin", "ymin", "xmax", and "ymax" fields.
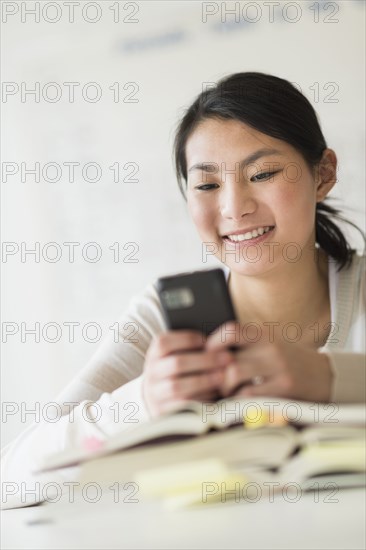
[{"xmin": 83, "ymin": 436, "xmax": 104, "ymax": 451}]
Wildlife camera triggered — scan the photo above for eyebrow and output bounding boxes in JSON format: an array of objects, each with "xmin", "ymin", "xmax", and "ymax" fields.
[{"xmin": 187, "ymin": 148, "xmax": 282, "ymax": 173}]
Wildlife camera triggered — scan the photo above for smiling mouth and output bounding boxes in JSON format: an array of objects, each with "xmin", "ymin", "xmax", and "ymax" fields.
[{"xmin": 222, "ymin": 226, "xmax": 275, "ymax": 243}]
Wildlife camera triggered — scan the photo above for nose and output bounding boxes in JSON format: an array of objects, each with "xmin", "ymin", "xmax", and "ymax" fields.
[{"xmin": 220, "ymin": 180, "xmax": 257, "ymax": 220}]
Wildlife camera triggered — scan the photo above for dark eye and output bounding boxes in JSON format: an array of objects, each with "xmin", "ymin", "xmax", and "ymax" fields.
[
  {"xmin": 251, "ymin": 171, "xmax": 278, "ymax": 182},
  {"xmin": 195, "ymin": 184, "xmax": 218, "ymax": 191}
]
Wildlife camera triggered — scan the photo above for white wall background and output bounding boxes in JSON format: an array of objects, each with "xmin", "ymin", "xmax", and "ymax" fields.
[{"xmin": 2, "ymin": 0, "xmax": 365, "ymax": 446}]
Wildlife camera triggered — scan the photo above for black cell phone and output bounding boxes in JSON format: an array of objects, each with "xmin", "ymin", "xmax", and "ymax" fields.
[{"xmin": 155, "ymin": 268, "xmax": 238, "ymax": 343}]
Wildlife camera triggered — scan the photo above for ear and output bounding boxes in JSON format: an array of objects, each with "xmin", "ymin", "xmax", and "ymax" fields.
[{"xmin": 314, "ymin": 148, "xmax": 337, "ymax": 202}]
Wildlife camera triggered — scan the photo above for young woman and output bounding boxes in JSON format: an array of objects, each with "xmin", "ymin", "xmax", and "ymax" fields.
[
  {"xmin": 2, "ymin": 72, "xmax": 365, "ymax": 509},
  {"xmin": 143, "ymin": 72, "xmax": 365, "ymax": 414}
]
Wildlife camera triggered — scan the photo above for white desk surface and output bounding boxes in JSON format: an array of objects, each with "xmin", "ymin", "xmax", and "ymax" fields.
[{"xmin": 2, "ymin": 487, "xmax": 365, "ymax": 549}]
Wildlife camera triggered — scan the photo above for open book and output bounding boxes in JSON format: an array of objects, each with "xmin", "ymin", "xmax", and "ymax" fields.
[
  {"xmin": 35, "ymin": 396, "xmax": 366, "ymax": 475},
  {"xmin": 71, "ymin": 421, "xmax": 365, "ymax": 496}
]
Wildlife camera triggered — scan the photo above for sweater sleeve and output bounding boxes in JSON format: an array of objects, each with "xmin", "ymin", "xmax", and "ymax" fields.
[{"xmin": 1, "ymin": 282, "xmax": 166, "ymax": 510}]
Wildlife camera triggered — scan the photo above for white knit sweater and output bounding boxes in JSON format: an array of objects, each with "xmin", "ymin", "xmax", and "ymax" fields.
[{"xmin": 1, "ymin": 253, "xmax": 365, "ymax": 509}]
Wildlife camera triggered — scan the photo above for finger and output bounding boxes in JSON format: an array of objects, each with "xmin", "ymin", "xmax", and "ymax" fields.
[
  {"xmin": 205, "ymin": 321, "xmax": 242, "ymax": 351},
  {"xmin": 234, "ymin": 379, "xmax": 281, "ymax": 398},
  {"xmin": 147, "ymin": 330, "xmax": 205, "ymax": 360},
  {"xmin": 181, "ymin": 369, "xmax": 226, "ymax": 399},
  {"xmin": 221, "ymin": 362, "xmax": 253, "ymax": 398},
  {"xmin": 157, "ymin": 368, "xmax": 225, "ymax": 401},
  {"xmin": 154, "ymin": 388, "xmax": 221, "ymax": 416},
  {"xmin": 153, "ymin": 349, "xmax": 234, "ymax": 380},
  {"xmin": 194, "ymin": 389, "xmax": 222, "ymax": 402},
  {"xmin": 221, "ymin": 354, "xmax": 275, "ymax": 397}
]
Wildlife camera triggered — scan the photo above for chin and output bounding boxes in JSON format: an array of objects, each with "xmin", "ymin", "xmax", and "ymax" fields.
[
  {"xmin": 230, "ymin": 262, "xmax": 268, "ymax": 276},
  {"xmin": 227, "ymin": 255, "xmax": 280, "ymax": 275}
]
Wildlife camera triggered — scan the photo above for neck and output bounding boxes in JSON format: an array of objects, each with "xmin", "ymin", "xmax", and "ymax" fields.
[{"xmin": 228, "ymin": 246, "xmax": 330, "ymax": 329}]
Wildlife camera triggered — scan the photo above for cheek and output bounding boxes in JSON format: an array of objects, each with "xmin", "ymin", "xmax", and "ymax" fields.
[
  {"xmin": 271, "ymin": 180, "xmax": 316, "ymax": 232},
  {"xmin": 187, "ymin": 196, "xmax": 216, "ymax": 234}
]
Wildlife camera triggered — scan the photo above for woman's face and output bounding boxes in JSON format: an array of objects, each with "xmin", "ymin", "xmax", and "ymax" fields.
[{"xmin": 185, "ymin": 117, "xmax": 324, "ymax": 276}]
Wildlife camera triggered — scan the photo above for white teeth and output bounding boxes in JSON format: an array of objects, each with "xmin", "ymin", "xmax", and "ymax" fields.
[{"xmin": 226, "ymin": 226, "xmax": 272, "ymax": 242}]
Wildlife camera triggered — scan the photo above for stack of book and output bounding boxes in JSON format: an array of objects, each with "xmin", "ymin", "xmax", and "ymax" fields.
[{"xmin": 35, "ymin": 397, "xmax": 366, "ymax": 508}]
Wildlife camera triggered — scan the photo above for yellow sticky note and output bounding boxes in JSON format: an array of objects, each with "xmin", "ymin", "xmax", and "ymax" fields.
[
  {"xmin": 303, "ymin": 440, "xmax": 366, "ymax": 470},
  {"xmin": 243, "ymin": 406, "xmax": 270, "ymax": 429},
  {"xmin": 134, "ymin": 458, "xmax": 255, "ymax": 509},
  {"xmin": 163, "ymin": 472, "xmax": 250, "ymax": 510},
  {"xmin": 135, "ymin": 458, "xmax": 230, "ymax": 497}
]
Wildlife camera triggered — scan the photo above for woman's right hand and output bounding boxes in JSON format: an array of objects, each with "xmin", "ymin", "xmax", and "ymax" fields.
[{"xmin": 142, "ymin": 330, "xmax": 235, "ymax": 417}]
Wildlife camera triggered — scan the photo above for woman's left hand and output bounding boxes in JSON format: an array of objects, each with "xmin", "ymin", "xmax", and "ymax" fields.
[{"xmin": 204, "ymin": 321, "xmax": 334, "ymax": 403}]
